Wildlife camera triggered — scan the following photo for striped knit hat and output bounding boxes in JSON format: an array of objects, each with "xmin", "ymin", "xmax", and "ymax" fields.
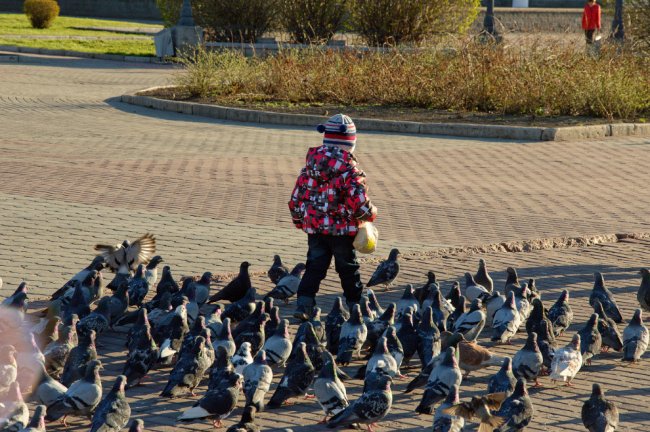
[{"xmin": 316, "ymin": 114, "xmax": 357, "ymax": 148}]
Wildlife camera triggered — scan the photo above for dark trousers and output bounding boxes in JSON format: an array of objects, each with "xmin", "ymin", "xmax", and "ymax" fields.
[
  {"xmin": 297, "ymin": 234, "xmax": 364, "ymax": 304},
  {"xmin": 585, "ymin": 29, "xmax": 596, "ymax": 44}
]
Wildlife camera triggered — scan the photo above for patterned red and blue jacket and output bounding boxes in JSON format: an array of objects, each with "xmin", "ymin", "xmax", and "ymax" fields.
[{"xmin": 289, "ymin": 145, "xmax": 377, "ymax": 236}]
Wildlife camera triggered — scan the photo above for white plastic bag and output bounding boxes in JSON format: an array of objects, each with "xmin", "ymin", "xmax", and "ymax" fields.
[{"xmin": 353, "ymin": 222, "xmax": 379, "ymax": 254}]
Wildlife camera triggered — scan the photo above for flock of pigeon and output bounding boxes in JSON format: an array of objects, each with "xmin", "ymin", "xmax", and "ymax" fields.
[{"xmin": 0, "ymin": 233, "xmax": 649, "ymax": 432}]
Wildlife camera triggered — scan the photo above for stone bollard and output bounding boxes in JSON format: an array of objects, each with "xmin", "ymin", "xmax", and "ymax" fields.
[{"xmin": 170, "ymin": 0, "xmax": 203, "ymax": 57}]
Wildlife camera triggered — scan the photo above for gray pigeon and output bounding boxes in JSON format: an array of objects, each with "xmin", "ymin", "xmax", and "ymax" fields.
[
  {"xmin": 423, "ymin": 289, "xmax": 450, "ymax": 331},
  {"xmin": 222, "ymin": 287, "xmax": 256, "ymax": 323},
  {"xmin": 593, "ymin": 300, "xmax": 623, "ymax": 352},
  {"xmin": 325, "ymin": 297, "xmax": 349, "ymax": 354},
  {"xmin": 512, "ymin": 333, "xmax": 543, "ymax": 387},
  {"xmin": 367, "ymin": 248, "xmax": 400, "ymax": 290},
  {"xmin": 581, "ymin": 383, "xmax": 619, "ymax": 432},
  {"xmin": 105, "ymin": 283, "xmax": 129, "ymax": 326},
  {"xmin": 232, "ymin": 342, "xmax": 253, "ymax": 375},
  {"xmin": 548, "ymin": 290, "xmax": 573, "ymax": 337},
  {"xmin": 513, "ymin": 285, "xmax": 531, "ymax": 321},
  {"xmin": 464, "ymin": 272, "xmax": 489, "ymax": 303},
  {"xmin": 212, "ymin": 317, "xmax": 236, "ymax": 358},
  {"xmin": 622, "ymin": 309, "xmax": 649, "ymax": 362},
  {"xmin": 263, "ymin": 319, "xmax": 292, "ymax": 367},
  {"xmin": 488, "ymin": 357, "xmax": 517, "ymax": 395},
  {"xmin": 337, "ymin": 304, "xmax": 368, "ymax": 366},
  {"xmin": 51, "ymin": 256, "xmax": 106, "ymax": 300},
  {"xmin": 475, "ymin": 258, "xmax": 494, "ymax": 293},
  {"xmin": 267, "ymin": 255, "xmax": 289, "ymax": 285},
  {"xmin": 208, "ymin": 347, "xmax": 237, "ymax": 391},
  {"xmin": 367, "ymin": 289, "xmax": 385, "ymax": 316},
  {"xmin": 0, "ymin": 345, "xmax": 17, "ymax": 396},
  {"xmin": 233, "ymin": 302, "xmax": 266, "ymax": 340},
  {"xmin": 314, "ymin": 351, "xmax": 349, "ymax": 423},
  {"xmin": 417, "ymin": 306, "xmax": 441, "ymax": 367},
  {"xmin": 243, "ymin": 350, "xmax": 273, "ymax": 412},
  {"xmin": 160, "ymin": 336, "xmax": 211, "ymax": 398},
  {"xmin": 415, "ymin": 347, "xmax": 463, "ymax": 415},
  {"xmin": 225, "ymin": 406, "xmax": 260, "ymax": 432},
  {"xmin": 157, "ymin": 304, "xmax": 189, "ymax": 364},
  {"xmin": 46, "ymin": 360, "xmax": 103, "ymax": 424},
  {"xmin": 492, "ymin": 292, "xmax": 521, "ymax": 344},
  {"xmin": 123, "ymin": 326, "xmax": 158, "ymax": 389},
  {"xmin": 433, "ymin": 384, "xmax": 465, "ymax": 432},
  {"xmin": 265, "ymin": 263, "xmax": 306, "ymax": 304},
  {"xmin": 177, "ymin": 373, "xmax": 242, "ymax": 427},
  {"xmin": 76, "ymin": 298, "xmax": 111, "ymax": 338},
  {"xmin": 359, "ymin": 295, "xmax": 377, "ymax": 325},
  {"xmin": 192, "ymin": 271, "xmax": 213, "ymax": 306},
  {"xmin": 150, "ymin": 265, "xmax": 179, "ymax": 305},
  {"xmin": 127, "ymin": 264, "xmax": 149, "ymax": 307},
  {"xmin": 89, "ymin": 375, "xmax": 131, "ymax": 432},
  {"xmin": 19, "ymin": 404, "xmax": 46, "ymax": 432},
  {"xmin": 525, "ymin": 298, "xmax": 555, "ymax": 344},
  {"xmin": 290, "ymin": 322, "xmax": 326, "ymax": 373},
  {"xmin": 60, "ymin": 330, "xmax": 97, "ymax": 387},
  {"xmin": 536, "ymin": 320, "xmax": 557, "ymax": 375},
  {"xmin": 125, "ymin": 308, "xmax": 151, "ymax": 353},
  {"xmin": 485, "ymin": 290, "xmax": 506, "ymax": 329},
  {"xmin": 365, "ymin": 336, "xmax": 398, "ymax": 378},
  {"xmin": 578, "ymin": 313, "xmax": 603, "ymax": 365},
  {"xmin": 504, "ymin": 267, "xmax": 520, "ymax": 298},
  {"xmin": 590, "ymin": 272, "xmax": 623, "ymax": 323},
  {"xmin": 638, "ymin": 268, "xmax": 650, "ymax": 312},
  {"xmin": 32, "ymin": 364, "xmax": 67, "ymax": 407},
  {"xmin": 494, "ymin": 378, "xmax": 534, "ymax": 432},
  {"xmin": 0, "ymin": 382, "xmax": 28, "ymax": 432},
  {"xmin": 234, "ymin": 313, "xmax": 269, "ymax": 357},
  {"xmin": 366, "ymin": 303, "xmax": 396, "ymax": 354},
  {"xmin": 327, "ymin": 373, "xmax": 392, "ymax": 430},
  {"xmin": 396, "ymin": 310, "xmax": 418, "ymax": 366},
  {"xmin": 265, "ymin": 306, "xmax": 281, "ymax": 337},
  {"xmin": 396, "ymin": 285, "xmax": 419, "ymax": 321},
  {"xmin": 143, "ymin": 255, "xmax": 163, "ymax": 287},
  {"xmin": 205, "ymin": 306, "xmax": 223, "ymax": 339},
  {"xmin": 453, "ymin": 298, "xmax": 486, "ymax": 342},
  {"xmin": 384, "ymin": 326, "xmax": 405, "ymax": 375},
  {"xmin": 268, "ymin": 342, "xmax": 315, "ymax": 408}
]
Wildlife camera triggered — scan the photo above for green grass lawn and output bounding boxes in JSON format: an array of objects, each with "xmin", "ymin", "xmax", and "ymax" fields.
[{"xmin": 0, "ymin": 13, "xmax": 159, "ymax": 56}]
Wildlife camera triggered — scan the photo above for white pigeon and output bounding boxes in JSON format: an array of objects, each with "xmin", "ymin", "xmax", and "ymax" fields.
[
  {"xmin": 464, "ymin": 273, "xmax": 489, "ymax": 303},
  {"xmin": 232, "ymin": 342, "xmax": 253, "ymax": 375},
  {"xmin": 550, "ymin": 334, "xmax": 582, "ymax": 386}
]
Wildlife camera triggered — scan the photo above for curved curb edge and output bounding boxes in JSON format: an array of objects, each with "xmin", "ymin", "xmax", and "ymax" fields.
[{"xmin": 121, "ymin": 86, "xmax": 650, "ymax": 142}]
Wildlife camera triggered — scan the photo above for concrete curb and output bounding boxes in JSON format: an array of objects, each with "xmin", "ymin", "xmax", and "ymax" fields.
[
  {"xmin": 0, "ymin": 45, "xmax": 164, "ymax": 63},
  {"xmin": 122, "ymin": 87, "xmax": 650, "ymax": 141}
]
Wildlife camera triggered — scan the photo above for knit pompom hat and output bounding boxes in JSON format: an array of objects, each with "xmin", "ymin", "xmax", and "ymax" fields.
[{"xmin": 317, "ymin": 114, "xmax": 357, "ymax": 148}]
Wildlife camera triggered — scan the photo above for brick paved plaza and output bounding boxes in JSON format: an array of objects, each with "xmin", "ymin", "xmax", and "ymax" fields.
[{"xmin": 1, "ymin": 53, "xmax": 650, "ymax": 431}]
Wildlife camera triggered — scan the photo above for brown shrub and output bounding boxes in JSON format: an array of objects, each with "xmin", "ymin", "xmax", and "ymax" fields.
[{"xmin": 24, "ymin": 0, "xmax": 60, "ymax": 29}]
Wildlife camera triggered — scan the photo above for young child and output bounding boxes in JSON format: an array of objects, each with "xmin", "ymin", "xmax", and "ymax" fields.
[
  {"xmin": 582, "ymin": 0, "xmax": 601, "ymax": 44},
  {"xmin": 288, "ymin": 114, "xmax": 377, "ymax": 320}
]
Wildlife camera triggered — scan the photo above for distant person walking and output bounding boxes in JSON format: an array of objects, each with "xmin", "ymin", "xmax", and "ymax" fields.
[{"xmin": 582, "ymin": 0, "xmax": 601, "ymax": 44}]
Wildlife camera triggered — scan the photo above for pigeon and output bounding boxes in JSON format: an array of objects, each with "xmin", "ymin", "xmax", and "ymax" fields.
[
  {"xmin": 365, "ymin": 302, "xmax": 395, "ymax": 354},
  {"xmin": 548, "ymin": 290, "xmax": 573, "ymax": 337},
  {"xmin": 550, "ymin": 334, "xmax": 582, "ymax": 386},
  {"xmin": 143, "ymin": 255, "xmax": 163, "ymax": 286},
  {"xmin": 181, "ymin": 316, "xmax": 208, "ymax": 355},
  {"xmin": 395, "ymin": 310, "xmax": 418, "ymax": 367},
  {"xmin": 622, "ymin": 308, "xmax": 649, "ymax": 362},
  {"xmin": 128, "ymin": 419, "xmax": 144, "ymax": 432},
  {"xmin": 178, "ymin": 373, "xmax": 242, "ymax": 427},
  {"xmin": 127, "ymin": 265, "xmax": 149, "ymax": 307},
  {"xmin": 192, "ymin": 271, "xmax": 213, "ymax": 306},
  {"xmin": 60, "ymin": 330, "xmax": 97, "ymax": 387},
  {"xmin": 264, "ymin": 263, "xmax": 306, "ymax": 304},
  {"xmin": 290, "ymin": 322, "xmax": 330, "ymax": 374},
  {"xmin": 446, "ymin": 293, "xmax": 465, "ymax": 333},
  {"xmin": 225, "ymin": 406, "xmax": 260, "ymax": 432},
  {"xmin": 536, "ymin": 320, "xmax": 556, "ymax": 375},
  {"xmin": 46, "ymin": 360, "xmax": 103, "ymax": 424},
  {"xmin": 161, "ymin": 336, "xmax": 211, "ymax": 398},
  {"xmin": 222, "ymin": 287, "xmax": 257, "ymax": 323},
  {"xmin": 151, "ymin": 266, "xmax": 179, "ymax": 302},
  {"xmin": 593, "ymin": 300, "xmax": 623, "ymax": 352},
  {"xmin": 581, "ymin": 383, "xmax": 619, "ymax": 432},
  {"xmin": 457, "ymin": 335, "xmax": 505, "ymax": 379},
  {"xmin": 422, "ymin": 289, "xmax": 450, "ymax": 331},
  {"xmin": 415, "ymin": 271, "xmax": 439, "ymax": 305},
  {"xmin": 384, "ymin": 326, "xmax": 405, "ymax": 376},
  {"xmin": 433, "ymin": 384, "xmax": 465, "ymax": 432},
  {"xmin": 526, "ymin": 298, "xmax": 553, "ymax": 337},
  {"xmin": 205, "ymin": 306, "xmax": 223, "ymax": 339},
  {"xmin": 15, "ymin": 333, "xmax": 45, "ymax": 392},
  {"xmin": 184, "ymin": 284, "xmax": 201, "ymax": 325},
  {"xmin": 268, "ymin": 342, "xmax": 315, "ymax": 408},
  {"xmin": 453, "ymin": 298, "xmax": 485, "ymax": 342},
  {"xmin": 488, "ymin": 357, "xmax": 517, "ymax": 395},
  {"xmin": 242, "ymin": 349, "xmax": 273, "ymax": 412},
  {"xmin": 209, "ymin": 261, "xmax": 251, "ymax": 304},
  {"xmin": 415, "ymin": 347, "xmax": 463, "ymax": 415},
  {"xmin": 309, "ymin": 306, "xmax": 326, "ymax": 342},
  {"xmin": 0, "ymin": 382, "xmax": 29, "ymax": 431},
  {"xmin": 267, "ymin": 255, "xmax": 289, "ymax": 285},
  {"xmin": 417, "ymin": 307, "xmax": 442, "ymax": 367},
  {"xmin": 364, "ymin": 336, "xmax": 398, "ymax": 378},
  {"xmin": 208, "ymin": 346, "xmax": 237, "ymax": 391},
  {"xmin": 326, "ymin": 297, "xmax": 349, "ymax": 354},
  {"xmin": 590, "ymin": 272, "xmax": 623, "ymax": 323},
  {"xmin": 485, "ymin": 290, "xmax": 506, "ymax": 329},
  {"xmin": 232, "ymin": 342, "xmax": 254, "ymax": 375},
  {"xmin": 123, "ymin": 326, "xmax": 158, "ymax": 389},
  {"xmin": 32, "ymin": 364, "xmax": 67, "ymax": 407},
  {"xmin": 95, "ymin": 234, "xmax": 156, "ymax": 287},
  {"xmin": 213, "ymin": 317, "xmax": 237, "ymax": 358},
  {"xmin": 512, "ymin": 332, "xmax": 543, "ymax": 387},
  {"xmin": 125, "ymin": 308, "xmax": 151, "ymax": 353},
  {"xmin": 89, "ymin": 375, "xmax": 131, "ymax": 432},
  {"xmin": 263, "ymin": 319, "xmax": 293, "ymax": 367},
  {"xmin": 578, "ymin": 313, "xmax": 603, "ymax": 365},
  {"xmin": 494, "ymin": 379, "xmax": 534, "ymax": 432},
  {"xmin": 504, "ymin": 267, "xmax": 520, "ymax": 298},
  {"xmin": 366, "ymin": 248, "xmax": 400, "ymax": 290},
  {"xmin": 43, "ymin": 323, "xmax": 75, "ymax": 379},
  {"xmin": 443, "ymin": 392, "xmax": 506, "ymax": 432},
  {"xmin": 105, "ymin": 282, "xmax": 129, "ymax": 326},
  {"xmin": 314, "ymin": 351, "xmax": 349, "ymax": 423},
  {"xmin": 52, "ymin": 257, "xmax": 107, "ymax": 300},
  {"xmin": 396, "ymin": 285, "xmax": 419, "ymax": 321},
  {"xmin": 475, "ymin": 258, "xmax": 494, "ymax": 293},
  {"xmin": 513, "ymin": 285, "xmax": 531, "ymax": 321},
  {"xmin": 638, "ymin": 268, "xmax": 650, "ymax": 312},
  {"xmin": 359, "ymin": 296, "xmax": 377, "ymax": 325},
  {"xmin": 492, "ymin": 291, "xmax": 522, "ymax": 344},
  {"xmin": 76, "ymin": 298, "xmax": 111, "ymax": 338},
  {"xmin": 19, "ymin": 404, "xmax": 46, "ymax": 432},
  {"xmin": 60, "ymin": 283, "xmax": 91, "ymax": 323},
  {"xmin": 33, "ymin": 316, "xmax": 61, "ymax": 351},
  {"xmin": 367, "ymin": 289, "xmax": 385, "ymax": 316},
  {"xmin": 232, "ymin": 300, "xmax": 265, "ymax": 340},
  {"xmin": 157, "ymin": 304, "xmax": 189, "ymax": 364},
  {"xmin": 3, "ymin": 288, "xmax": 28, "ymax": 319},
  {"xmin": 0, "ymin": 345, "xmax": 17, "ymax": 397},
  {"xmin": 327, "ymin": 373, "xmax": 392, "ymax": 432},
  {"xmin": 464, "ymin": 272, "xmax": 489, "ymax": 303},
  {"xmin": 337, "ymin": 304, "xmax": 368, "ymax": 366},
  {"xmin": 235, "ymin": 312, "xmax": 268, "ymax": 357}
]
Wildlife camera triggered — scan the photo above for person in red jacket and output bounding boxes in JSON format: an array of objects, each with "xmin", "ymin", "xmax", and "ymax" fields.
[
  {"xmin": 288, "ymin": 114, "xmax": 377, "ymax": 320},
  {"xmin": 582, "ymin": 0, "xmax": 601, "ymax": 44}
]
